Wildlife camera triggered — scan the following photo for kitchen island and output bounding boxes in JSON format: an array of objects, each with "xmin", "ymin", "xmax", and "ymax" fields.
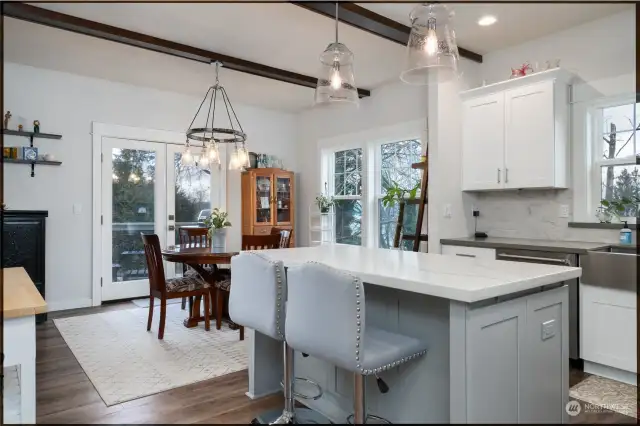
[{"xmin": 247, "ymin": 245, "xmax": 581, "ymax": 424}]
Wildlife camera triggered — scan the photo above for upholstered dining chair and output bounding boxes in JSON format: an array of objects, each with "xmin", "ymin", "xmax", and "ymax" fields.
[
  {"xmin": 242, "ymin": 233, "xmax": 282, "ymax": 251},
  {"xmin": 178, "ymin": 227, "xmax": 212, "ymax": 311},
  {"xmin": 271, "ymin": 227, "xmax": 292, "ymax": 248},
  {"xmin": 141, "ymin": 233, "xmax": 211, "ymax": 339}
]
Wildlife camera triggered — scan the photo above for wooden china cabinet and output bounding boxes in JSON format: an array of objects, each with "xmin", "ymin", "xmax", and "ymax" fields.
[{"xmin": 241, "ymin": 168, "xmax": 295, "ymax": 246}]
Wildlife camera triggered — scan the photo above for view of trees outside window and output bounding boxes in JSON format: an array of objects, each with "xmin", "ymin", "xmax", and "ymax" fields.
[
  {"xmin": 600, "ymin": 102, "xmax": 639, "ymax": 217},
  {"xmin": 378, "ymin": 140, "xmax": 422, "ymax": 250},
  {"xmin": 111, "ymin": 149, "xmax": 211, "ymax": 282},
  {"xmin": 333, "ymin": 148, "xmax": 362, "ymax": 245}
]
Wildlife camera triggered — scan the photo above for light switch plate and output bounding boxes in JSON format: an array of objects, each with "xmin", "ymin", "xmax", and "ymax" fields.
[
  {"xmin": 541, "ymin": 319, "xmax": 556, "ymax": 340},
  {"xmin": 444, "ymin": 204, "xmax": 452, "ymax": 218},
  {"xmin": 73, "ymin": 203, "xmax": 82, "ymax": 215},
  {"xmin": 559, "ymin": 204, "xmax": 569, "ymax": 218}
]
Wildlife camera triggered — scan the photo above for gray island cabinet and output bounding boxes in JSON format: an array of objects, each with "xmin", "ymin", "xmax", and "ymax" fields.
[{"xmin": 247, "ymin": 245, "xmax": 580, "ymax": 424}]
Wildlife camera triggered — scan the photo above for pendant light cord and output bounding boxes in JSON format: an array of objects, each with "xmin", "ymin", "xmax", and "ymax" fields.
[{"xmin": 334, "ymin": 2, "xmax": 338, "ymax": 43}]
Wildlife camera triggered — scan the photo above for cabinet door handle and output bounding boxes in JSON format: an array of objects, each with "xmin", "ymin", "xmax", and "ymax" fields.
[
  {"xmin": 456, "ymin": 253, "xmax": 476, "ymax": 258},
  {"xmin": 505, "ymin": 168, "xmax": 509, "ymax": 183},
  {"xmin": 497, "ymin": 168, "xmax": 501, "ymax": 183}
]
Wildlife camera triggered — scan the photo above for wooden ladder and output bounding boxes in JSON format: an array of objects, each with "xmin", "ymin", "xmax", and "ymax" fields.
[{"xmin": 401, "ymin": 159, "xmax": 428, "ymax": 252}]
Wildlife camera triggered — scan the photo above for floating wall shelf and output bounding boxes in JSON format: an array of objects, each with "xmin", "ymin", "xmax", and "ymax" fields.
[{"xmin": 2, "ymin": 129, "xmax": 63, "ymax": 177}]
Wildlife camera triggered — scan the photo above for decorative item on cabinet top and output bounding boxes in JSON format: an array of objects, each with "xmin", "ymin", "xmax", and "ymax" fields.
[{"xmin": 2, "ymin": 128, "xmax": 62, "ymax": 177}]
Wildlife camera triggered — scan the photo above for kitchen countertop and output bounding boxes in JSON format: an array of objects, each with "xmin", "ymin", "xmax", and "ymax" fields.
[
  {"xmin": 258, "ymin": 245, "xmax": 581, "ymax": 303},
  {"xmin": 3, "ymin": 267, "xmax": 47, "ymax": 319},
  {"xmin": 440, "ymin": 236, "xmax": 612, "ymax": 254}
]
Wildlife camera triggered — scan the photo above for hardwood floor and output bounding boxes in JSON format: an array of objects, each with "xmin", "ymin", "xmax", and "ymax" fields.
[
  {"xmin": 34, "ymin": 301, "xmax": 636, "ymax": 424},
  {"xmin": 37, "ymin": 302, "xmax": 282, "ymax": 424}
]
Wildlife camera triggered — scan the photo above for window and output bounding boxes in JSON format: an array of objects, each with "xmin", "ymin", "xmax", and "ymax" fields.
[
  {"xmin": 377, "ymin": 140, "xmax": 422, "ymax": 249},
  {"xmin": 593, "ymin": 101, "xmax": 639, "ymax": 219},
  {"xmin": 333, "ymin": 148, "xmax": 363, "ymax": 245}
]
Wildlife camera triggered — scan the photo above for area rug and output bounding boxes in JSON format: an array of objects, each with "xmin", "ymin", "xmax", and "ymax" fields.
[
  {"xmin": 54, "ymin": 304, "xmax": 247, "ymax": 406},
  {"xmin": 569, "ymin": 374, "xmax": 637, "ymax": 418},
  {"xmin": 131, "ymin": 297, "xmax": 181, "ymax": 308}
]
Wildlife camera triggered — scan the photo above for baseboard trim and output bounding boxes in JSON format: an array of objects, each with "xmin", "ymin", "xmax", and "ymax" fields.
[
  {"xmin": 583, "ymin": 360, "xmax": 637, "ymax": 386},
  {"xmin": 246, "ymin": 388, "xmax": 281, "ymax": 400},
  {"xmin": 46, "ymin": 298, "xmax": 93, "ymax": 312}
]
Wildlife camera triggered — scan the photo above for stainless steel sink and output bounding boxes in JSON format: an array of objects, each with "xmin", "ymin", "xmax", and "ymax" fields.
[{"xmin": 582, "ymin": 249, "xmax": 637, "ymax": 291}]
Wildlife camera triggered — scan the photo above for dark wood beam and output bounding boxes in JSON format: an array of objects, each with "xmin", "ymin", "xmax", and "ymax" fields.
[
  {"xmin": 295, "ymin": 2, "xmax": 483, "ymax": 64},
  {"xmin": 2, "ymin": 3, "xmax": 372, "ymax": 98}
]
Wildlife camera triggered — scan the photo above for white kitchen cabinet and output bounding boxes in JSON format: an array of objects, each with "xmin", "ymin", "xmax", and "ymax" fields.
[
  {"xmin": 580, "ymin": 283, "xmax": 637, "ymax": 379},
  {"xmin": 461, "ymin": 69, "xmax": 572, "ymax": 191},
  {"xmin": 462, "ymin": 93, "xmax": 505, "ymax": 190},
  {"xmin": 441, "ymin": 245, "xmax": 496, "ymax": 260}
]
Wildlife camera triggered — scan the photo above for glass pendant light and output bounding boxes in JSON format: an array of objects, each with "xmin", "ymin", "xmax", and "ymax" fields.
[
  {"xmin": 400, "ymin": 3, "xmax": 460, "ymax": 85},
  {"xmin": 181, "ymin": 139, "xmax": 195, "ymax": 166},
  {"xmin": 198, "ymin": 144, "xmax": 211, "ymax": 169},
  {"xmin": 206, "ymin": 141, "xmax": 221, "ymax": 165},
  {"xmin": 315, "ymin": 3, "xmax": 359, "ymax": 106},
  {"xmin": 228, "ymin": 147, "xmax": 240, "ymax": 171}
]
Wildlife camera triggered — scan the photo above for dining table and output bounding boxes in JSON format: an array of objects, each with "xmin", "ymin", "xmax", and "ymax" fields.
[{"xmin": 161, "ymin": 244, "xmax": 239, "ymax": 328}]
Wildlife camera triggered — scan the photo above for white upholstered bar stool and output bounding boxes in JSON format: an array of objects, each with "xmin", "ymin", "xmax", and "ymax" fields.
[
  {"xmin": 285, "ymin": 262, "xmax": 429, "ymax": 424},
  {"xmin": 228, "ymin": 252, "xmax": 323, "ymax": 424}
]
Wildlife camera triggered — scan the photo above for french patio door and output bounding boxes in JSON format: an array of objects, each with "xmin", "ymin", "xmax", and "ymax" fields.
[{"xmin": 101, "ymin": 139, "xmax": 214, "ymax": 301}]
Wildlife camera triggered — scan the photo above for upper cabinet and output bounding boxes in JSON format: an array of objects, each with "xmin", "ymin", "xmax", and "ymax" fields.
[{"xmin": 461, "ymin": 69, "xmax": 572, "ymax": 191}]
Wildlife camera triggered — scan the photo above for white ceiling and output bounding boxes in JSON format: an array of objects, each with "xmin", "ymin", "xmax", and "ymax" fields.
[
  {"xmin": 4, "ymin": 2, "xmax": 631, "ymax": 112},
  {"xmin": 360, "ymin": 2, "xmax": 632, "ymax": 55}
]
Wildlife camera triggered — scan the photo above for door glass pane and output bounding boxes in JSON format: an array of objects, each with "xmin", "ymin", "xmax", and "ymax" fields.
[
  {"xmin": 111, "ymin": 148, "xmax": 155, "ymax": 282},
  {"xmin": 174, "ymin": 152, "xmax": 211, "ymax": 276},
  {"xmin": 276, "ymin": 176, "xmax": 291, "ymax": 223},
  {"xmin": 335, "ymin": 200, "xmax": 362, "ymax": 245},
  {"xmin": 256, "ymin": 176, "xmax": 272, "ymax": 224}
]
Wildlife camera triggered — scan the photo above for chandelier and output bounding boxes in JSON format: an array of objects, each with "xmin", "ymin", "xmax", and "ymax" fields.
[{"xmin": 182, "ymin": 61, "xmax": 249, "ymax": 170}]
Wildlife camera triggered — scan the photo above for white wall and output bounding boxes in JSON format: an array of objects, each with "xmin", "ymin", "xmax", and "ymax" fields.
[
  {"xmin": 3, "ymin": 62, "xmax": 297, "ymax": 310},
  {"xmin": 471, "ymin": 11, "xmax": 635, "ymax": 243}
]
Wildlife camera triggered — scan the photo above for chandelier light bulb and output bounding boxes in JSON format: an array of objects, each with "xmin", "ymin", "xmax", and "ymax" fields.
[
  {"xmin": 198, "ymin": 150, "xmax": 210, "ymax": 169},
  {"xmin": 228, "ymin": 150, "xmax": 240, "ymax": 170},
  {"xmin": 206, "ymin": 142, "xmax": 220, "ymax": 164},
  {"xmin": 181, "ymin": 145, "xmax": 194, "ymax": 166}
]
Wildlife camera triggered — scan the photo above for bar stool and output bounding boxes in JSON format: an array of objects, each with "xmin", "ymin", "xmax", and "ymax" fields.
[
  {"xmin": 285, "ymin": 262, "xmax": 429, "ymax": 424},
  {"xmin": 228, "ymin": 252, "xmax": 324, "ymax": 424}
]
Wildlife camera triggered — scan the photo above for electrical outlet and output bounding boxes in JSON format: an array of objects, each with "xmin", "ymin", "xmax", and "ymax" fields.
[
  {"xmin": 541, "ymin": 319, "xmax": 556, "ymax": 340},
  {"xmin": 559, "ymin": 204, "xmax": 569, "ymax": 218}
]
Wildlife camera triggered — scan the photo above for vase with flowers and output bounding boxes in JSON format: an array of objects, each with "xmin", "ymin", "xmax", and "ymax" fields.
[{"xmin": 204, "ymin": 208, "xmax": 232, "ymax": 250}]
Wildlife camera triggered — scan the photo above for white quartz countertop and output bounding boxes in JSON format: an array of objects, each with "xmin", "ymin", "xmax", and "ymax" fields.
[{"xmin": 259, "ymin": 245, "xmax": 582, "ymax": 303}]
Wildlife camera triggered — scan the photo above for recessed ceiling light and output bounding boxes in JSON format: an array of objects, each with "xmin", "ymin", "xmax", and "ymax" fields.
[{"xmin": 478, "ymin": 15, "xmax": 497, "ymax": 26}]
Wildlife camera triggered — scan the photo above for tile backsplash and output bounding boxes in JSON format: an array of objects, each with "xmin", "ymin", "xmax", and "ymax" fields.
[{"xmin": 474, "ymin": 189, "xmax": 622, "ymax": 244}]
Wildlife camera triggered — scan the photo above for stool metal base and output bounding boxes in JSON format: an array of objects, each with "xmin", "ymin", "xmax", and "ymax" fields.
[
  {"xmin": 251, "ymin": 408, "xmax": 332, "ymax": 424},
  {"xmin": 279, "ymin": 377, "xmax": 323, "ymax": 400},
  {"xmin": 346, "ymin": 414, "xmax": 392, "ymax": 424}
]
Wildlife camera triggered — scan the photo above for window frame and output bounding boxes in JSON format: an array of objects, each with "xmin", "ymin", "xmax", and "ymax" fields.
[
  {"xmin": 587, "ymin": 95, "xmax": 638, "ymax": 223},
  {"xmin": 319, "ymin": 120, "xmax": 426, "ymax": 248}
]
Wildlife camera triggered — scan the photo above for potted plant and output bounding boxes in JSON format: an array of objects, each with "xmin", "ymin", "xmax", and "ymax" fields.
[
  {"xmin": 205, "ymin": 208, "xmax": 232, "ymax": 250},
  {"xmin": 381, "ymin": 180, "xmax": 420, "ymax": 249},
  {"xmin": 599, "ymin": 197, "xmax": 637, "ymax": 223},
  {"xmin": 316, "ymin": 182, "xmax": 335, "ymax": 213}
]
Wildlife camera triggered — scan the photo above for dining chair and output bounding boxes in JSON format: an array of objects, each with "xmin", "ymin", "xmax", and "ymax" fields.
[
  {"xmin": 141, "ymin": 233, "xmax": 211, "ymax": 339},
  {"xmin": 242, "ymin": 233, "xmax": 282, "ymax": 250},
  {"xmin": 178, "ymin": 227, "xmax": 212, "ymax": 311},
  {"xmin": 271, "ymin": 227, "xmax": 292, "ymax": 248}
]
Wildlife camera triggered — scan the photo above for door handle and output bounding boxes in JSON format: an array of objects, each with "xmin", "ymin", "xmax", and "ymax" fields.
[
  {"xmin": 497, "ymin": 168, "xmax": 501, "ymax": 184},
  {"xmin": 168, "ymin": 225, "xmax": 175, "ymax": 231},
  {"xmin": 496, "ymin": 253, "xmax": 571, "ymax": 265},
  {"xmin": 456, "ymin": 253, "xmax": 476, "ymax": 258},
  {"xmin": 505, "ymin": 168, "xmax": 509, "ymax": 183}
]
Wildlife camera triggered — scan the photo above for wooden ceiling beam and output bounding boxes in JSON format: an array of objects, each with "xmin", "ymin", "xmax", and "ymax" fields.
[
  {"xmin": 295, "ymin": 2, "xmax": 483, "ymax": 64},
  {"xmin": 2, "ymin": 3, "xmax": 372, "ymax": 98}
]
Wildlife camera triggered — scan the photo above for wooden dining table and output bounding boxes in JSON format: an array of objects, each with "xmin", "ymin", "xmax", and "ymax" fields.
[{"xmin": 161, "ymin": 245, "xmax": 239, "ymax": 328}]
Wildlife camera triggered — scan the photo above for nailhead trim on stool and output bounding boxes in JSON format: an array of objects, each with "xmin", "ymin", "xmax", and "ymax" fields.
[{"xmin": 242, "ymin": 252, "xmax": 286, "ymax": 340}]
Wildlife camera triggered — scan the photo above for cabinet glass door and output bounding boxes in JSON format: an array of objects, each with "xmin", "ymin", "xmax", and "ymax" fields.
[
  {"xmin": 254, "ymin": 174, "xmax": 273, "ymax": 225},
  {"xmin": 275, "ymin": 175, "xmax": 292, "ymax": 224}
]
